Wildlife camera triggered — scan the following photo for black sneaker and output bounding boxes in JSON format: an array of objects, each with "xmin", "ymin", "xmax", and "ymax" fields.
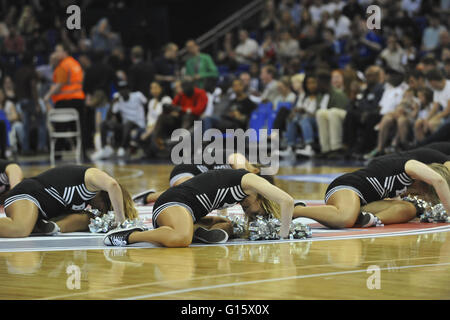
[
  {"xmin": 103, "ymin": 227, "xmax": 145, "ymax": 246},
  {"xmin": 132, "ymin": 189, "xmax": 155, "ymax": 205},
  {"xmin": 354, "ymin": 212, "xmax": 379, "ymax": 228},
  {"xmin": 294, "ymin": 200, "xmax": 307, "ymax": 207},
  {"xmin": 193, "ymin": 227, "xmax": 229, "ymax": 244},
  {"xmin": 31, "ymin": 219, "xmax": 60, "ymax": 236}
]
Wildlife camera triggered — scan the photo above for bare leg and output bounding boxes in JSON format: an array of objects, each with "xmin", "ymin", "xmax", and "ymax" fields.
[
  {"xmin": 414, "ymin": 119, "xmax": 426, "ymax": 142},
  {"xmin": 377, "ymin": 114, "xmax": 395, "ymax": 151},
  {"xmin": 293, "ymin": 189, "xmax": 361, "ymax": 228},
  {"xmin": 397, "ymin": 116, "xmax": 410, "ymax": 147},
  {"xmin": 146, "ymin": 176, "xmax": 193, "ymax": 203},
  {"xmin": 128, "ymin": 206, "xmax": 194, "ymax": 247},
  {"xmin": 52, "ymin": 213, "xmax": 91, "ymax": 233},
  {"xmin": 0, "ymin": 200, "xmax": 39, "ymax": 237},
  {"xmin": 361, "ymin": 200, "xmax": 416, "ymax": 224}
]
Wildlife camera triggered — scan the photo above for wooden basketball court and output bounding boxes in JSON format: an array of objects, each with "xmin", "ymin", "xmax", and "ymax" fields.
[{"xmin": 0, "ymin": 162, "xmax": 449, "ymax": 300}]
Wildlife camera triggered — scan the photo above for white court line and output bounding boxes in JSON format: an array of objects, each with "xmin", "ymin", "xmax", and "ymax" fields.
[
  {"xmin": 39, "ymin": 255, "xmax": 446, "ymax": 300},
  {"xmin": 121, "ymin": 262, "xmax": 450, "ymax": 300},
  {"xmin": 1, "ymin": 226, "xmax": 449, "ymax": 253}
]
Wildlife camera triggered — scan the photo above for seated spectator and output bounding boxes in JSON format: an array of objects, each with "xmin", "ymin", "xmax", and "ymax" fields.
[
  {"xmin": 366, "ymin": 88, "xmax": 420, "ymax": 159},
  {"xmin": 202, "ymin": 78, "xmax": 256, "ymax": 132},
  {"xmin": 315, "ymin": 70, "xmax": 349, "ymax": 158},
  {"xmin": 280, "ymin": 74, "xmax": 322, "ymax": 158},
  {"xmin": 139, "ymin": 81, "xmax": 172, "ymax": 158},
  {"xmin": 0, "ymin": 88, "xmax": 24, "ymax": 157},
  {"xmin": 421, "ymin": 14, "xmax": 446, "ymax": 53},
  {"xmin": 379, "ymin": 35, "xmax": 406, "ymax": 73},
  {"xmin": 91, "ymin": 81, "xmax": 147, "ymax": 160},
  {"xmin": 259, "ymin": 32, "xmax": 277, "ymax": 65},
  {"xmin": 3, "ymin": 27, "xmax": 25, "ymax": 55},
  {"xmin": 277, "ymin": 30, "xmax": 300, "ymax": 65},
  {"xmin": 325, "ymin": 9, "xmax": 351, "ymax": 39},
  {"xmin": 407, "ymin": 70, "xmax": 426, "ymax": 93},
  {"xmin": 234, "ymin": 29, "xmax": 259, "ymax": 66},
  {"xmin": 414, "ymin": 87, "xmax": 435, "ymax": 143},
  {"xmin": 154, "ymin": 43, "xmax": 179, "ymax": 97},
  {"xmin": 185, "ymin": 40, "xmax": 219, "ymax": 89},
  {"xmin": 342, "ymin": 0, "xmax": 364, "ymax": 20},
  {"xmin": 424, "ymin": 68, "xmax": 450, "ymax": 133},
  {"xmin": 90, "ymin": 18, "xmax": 122, "ymax": 54},
  {"xmin": 343, "ymin": 66, "xmax": 385, "ymax": 157},
  {"xmin": 270, "ymin": 76, "xmax": 297, "ymax": 138},
  {"xmin": 259, "ymin": 65, "xmax": 278, "ymax": 104},
  {"xmin": 444, "ymin": 58, "xmax": 450, "ymax": 79},
  {"xmin": 128, "ymin": 45, "xmax": 154, "ymax": 98}
]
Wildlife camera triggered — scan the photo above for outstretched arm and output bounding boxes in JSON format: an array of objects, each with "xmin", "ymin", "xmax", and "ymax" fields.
[
  {"xmin": 84, "ymin": 168, "xmax": 126, "ymax": 223},
  {"xmin": 241, "ymin": 173, "xmax": 294, "ymax": 238},
  {"xmin": 405, "ymin": 160, "xmax": 450, "ymax": 212},
  {"xmin": 5, "ymin": 164, "xmax": 24, "ymax": 189}
]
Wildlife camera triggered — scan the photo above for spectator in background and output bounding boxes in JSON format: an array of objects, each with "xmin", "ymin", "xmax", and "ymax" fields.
[
  {"xmin": 108, "ymin": 47, "xmax": 130, "ymax": 76},
  {"xmin": 260, "ymin": 64, "xmax": 278, "ymax": 103},
  {"xmin": 202, "ymin": 78, "xmax": 256, "ymax": 132},
  {"xmin": 128, "ymin": 45, "xmax": 154, "ymax": 98},
  {"xmin": 444, "ymin": 58, "xmax": 450, "ymax": 79},
  {"xmin": 342, "ymin": 0, "xmax": 364, "ymax": 20},
  {"xmin": 185, "ymin": 40, "xmax": 219, "ymax": 89},
  {"xmin": 281, "ymin": 74, "xmax": 321, "ymax": 158},
  {"xmin": 90, "ymin": 18, "xmax": 122, "ymax": 54},
  {"xmin": 407, "ymin": 70, "xmax": 426, "ymax": 93},
  {"xmin": 425, "ymin": 68, "xmax": 450, "ymax": 133},
  {"xmin": 83, "ymin": 50, "xmax": 116, "ymax": 151},
  {"xmin": 277, "ymin": 30, "xmax": 300, "ymax": 65},
  {"xmin": 401, "ymin": 0, "xmax": 422, "ymax": 17},
  {"xmin": 326, "ymin": 9, "xmax": 351, "ymax": 39},
  {"xmin": 154, "ymin": 43, "xmax": 179, "ymax": 97},
  {"xmin": 422, "ymin": 15, "xmax": 446, "ymax": 53},
  {"xmin": 234, "ymin": 29, "xmax": 259, "ymax": 66},
  {"xmin": 259, "ymin": 32, "xmax": 277, "ymax": 65},
  {"xmin": 14, "ymin": 52, "xmax": 44, "ymax": 155},
  {"xmin": 259, "ymin": 0, "xmax": 279, "ymax": 33},
  {"xmin": 343, "ymin": 66, "xmax": 385, "ymax": 157},
  {"xmin": 315, "ymin": 70, "xmax": 349, "ymax": 158},
  {"xmin": 44, "ymin": 43, "xmax": 87, "ymax": 159},
  {"xmin": 2, "ymin": 75, "xmax": 16, "ymax": 103},
  {"xmin": 379, "ymin": 35, "xmax": 406, "ymax": 73},
  {"xmin": 414, "ymin": 87, "xmax": 435, "ymax": 143},
  {"xmin": 3, "ymin": 27, "xmax": 25, "ymax": 55},
  {"xmin": 0, "ymin": 89, "xmax": 11, "ymax": 159},
  {"xmin": 309, "ymin": 0, "xmax": 325, "ymax": 24},
  {"xmin": 139, "ymin": 81, "xmax": 172, "ymax": 158},
  {"xmin": 91, "ymin": 81, "xmax": 147, "ymax": 160},
  {"xmin": 151, "ymin": 80, "xmax": 208, "ymax": 151}
]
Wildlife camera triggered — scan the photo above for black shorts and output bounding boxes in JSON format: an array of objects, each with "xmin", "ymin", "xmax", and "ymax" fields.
[
  {"xmin": 325, "ymin": 173, "xmax": 373, "ymax": 205},
  {"xmin": 3, "ymin": 179, "xmax": 62, "ymax": 220},
  {"xmin": 169, "ymin": 164, "xmax": 207, "ymax": 186},
  {"xmin": 152, "ymin": 187, "xmax": 197, "ymax": 229}
]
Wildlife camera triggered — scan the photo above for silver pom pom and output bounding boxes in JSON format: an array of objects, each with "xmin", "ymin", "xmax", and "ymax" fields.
[
  {"xmin": 420, "ymin": 203, "xmax": 449, "ymax": 223},
  {"xmin": 231, "ymin": 215, "xmax": 311, "ymax": 240},
  {"xmin": 88, "ymin": 210, "xmax": 148, "ymax": 233}
]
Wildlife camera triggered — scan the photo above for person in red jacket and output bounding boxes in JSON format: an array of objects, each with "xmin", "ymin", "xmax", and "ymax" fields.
[
  {"xmin": 172, "ymin": 80, "xmax": 208, "ymax": 128},
  {"xmin": 148, "ymin": 81, "xmax": 208, "ymax": 152}
]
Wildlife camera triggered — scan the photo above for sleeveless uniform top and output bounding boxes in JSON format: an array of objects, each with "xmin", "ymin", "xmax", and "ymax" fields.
[
  {"xmin": 169, "ymin": 163, "xmax": 233, "ymax": 186},
  {"xmin": 325, "ymin": 148, "xmax": 449, "ymax": 205},
  {"xmin": 4, "ymin": 166, "xmax": 98, "ymax": 219},
  {"xmin": 153, "ymin": 169, "xmax": 250, "ymax": 228},
  {"xmin": 0, "ymin": 160, "xmax": 14, "ymax": 195}
]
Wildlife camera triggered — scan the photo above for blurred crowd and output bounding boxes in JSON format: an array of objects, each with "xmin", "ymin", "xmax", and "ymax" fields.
[{"xmin": 0, "ymin": 0, "xmax": 449, "ymax": 162}]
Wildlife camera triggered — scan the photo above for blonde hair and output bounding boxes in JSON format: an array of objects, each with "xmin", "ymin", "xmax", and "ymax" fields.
[
  {"xmin": 97, "ymin": 184, "xmax": 138, "ymax": 220},
  {"xmin": 417, "ymin": 163, "xmax": 450, "ymax": 205},
  {"xmin": 120, "ymin": 184, "xmax": 139, "ymax": 219},
  {"xmin": 259, "ymin": 195, "xmax": 281, "ymax": 220}
]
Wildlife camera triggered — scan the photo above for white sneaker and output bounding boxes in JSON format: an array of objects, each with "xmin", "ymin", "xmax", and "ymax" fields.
[
  {"xmin": 91, "ymin": 145, "xmax": 114, "ymax": 161},
  {"xmin": 296, "ymin": 145, "xmax": 315, "ymax": 157},
  {"xmin": 277, "ymin": 146, "xmax": 294, "ymax": 157},
  {"xmin": 117, "ymin": 147, "xmax": 126, "ymax": 157}
]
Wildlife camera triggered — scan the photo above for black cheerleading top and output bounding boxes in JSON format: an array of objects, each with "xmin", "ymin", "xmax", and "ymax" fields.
[
  {"xmin": 0, "ymin": 160, "xmax": 14, "ymax": 194},
  {"xmin": 4, "ymin": 166, "xmax": 98, "ymax": 219},
  {"xmin": 169, "ymin": 163, "xmax": 233, "ymax": 186},
  {"xmin": 153, "ymin": 169, "xmax": 250, "ymax": 228},
  {"xmin": 325, "ymin": 148, "xmax": 449, "ymax": 205}
]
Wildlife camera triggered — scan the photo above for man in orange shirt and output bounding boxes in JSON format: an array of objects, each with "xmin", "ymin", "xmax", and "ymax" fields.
[{"xmin": 44, "ymin": 43, "xmax": 88, "ymax": 160}]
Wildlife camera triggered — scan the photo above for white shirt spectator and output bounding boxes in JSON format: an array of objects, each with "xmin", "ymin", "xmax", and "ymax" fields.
[
  {"xmin": 380, "ymin": 47, "xmax": 406, "ymax": 73},
  {"xmin": 261, "ymin": 80, "xmax": 279, "ymax": 104},
  {"xmin": 309, "ymin": 4, "xmax": 324, "ymax": 24},
  {"xmin": 112, "ymin": 91, "xmax": 147, "ymax": 128},
  {"xmin": 401, "ymin": 0, "xmax": 422, "ymax": 16},
  {"xmin": 432, "ymin": 79, "xmax": 450, "ymax": 109},
  {"xmin": 235, "ymin": 38, "xmax": 259, "ymax": 64},
  {"xmin": 379, "ymin": 84, "xmax": 408, "ymax": 115},
  {"xmin": 323, "ymin": 1, "xmax": 345, "ymax": 14},
  {"xmin": 277, "ymin": 39, "xmax": 300, "ymax": 60},
  {"xmin": 326, "ymin": 15, "xmax": 351, "ymax": 38},
  {"xmin": 204, "ymin": 87, "xmax": 222, "ymax": 118},
  {"xmin": 146, "ymin": 96, "xmax": 172, "ymax": 128}
]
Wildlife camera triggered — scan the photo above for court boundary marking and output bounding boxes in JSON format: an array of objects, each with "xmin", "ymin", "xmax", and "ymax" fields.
[
  {"xmin": 1, "ymin": 225, "xmax": 449, "ymax": 253},
  {"xmin": 120, "ymin": 262, "xmax": 450, "ymax": 300},
  {"xmin": 38, "ymin": 255, "xmax": 449, "ymax": 300}
]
